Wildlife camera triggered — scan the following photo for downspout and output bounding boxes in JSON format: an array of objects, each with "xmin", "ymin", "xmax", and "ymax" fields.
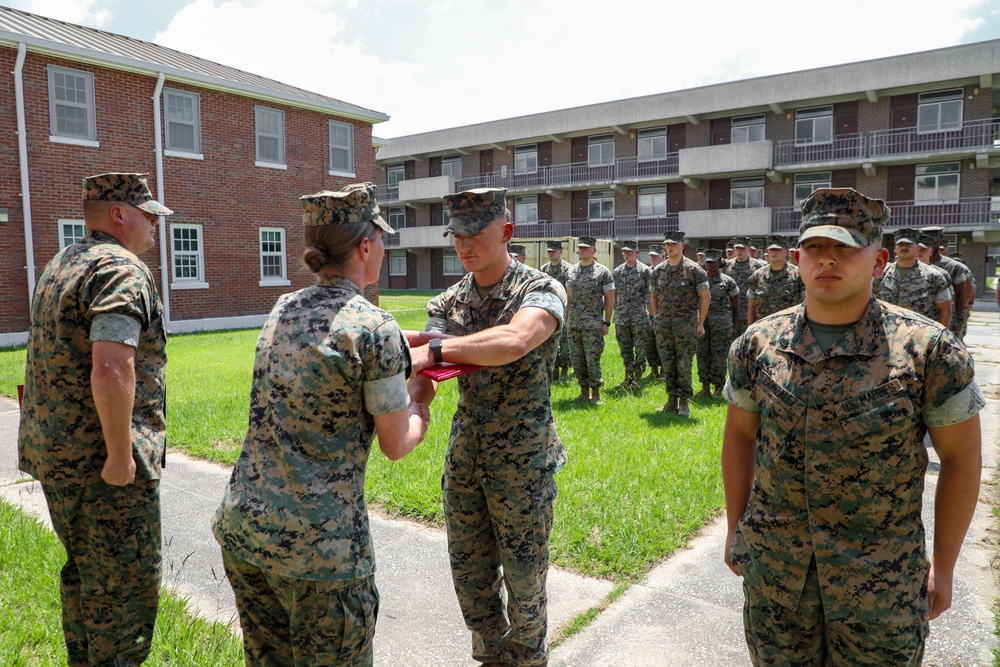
[
  {"xmin": 14, "ymin": 43, "xmax": 36, "ymax": 306},
  {"xmin": 152, "ymin": 72, "xmax": 170, "ymax": 326}
]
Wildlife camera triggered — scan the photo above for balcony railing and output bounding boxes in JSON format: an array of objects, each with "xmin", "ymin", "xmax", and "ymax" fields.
[
  {"xmin": 771, "ymin": 196, "xmax": 997, "ymax": 233},
  {"xmin": 774, "ymin": 134, "xmax": 866, "ymax": 166},
  {"xmin": 870, "ymin": 118, "xmax": 1000, "ymax": 157},
  {"xmin": 511, "ymin": 214, "xmax": 679, "ymax": 240}
]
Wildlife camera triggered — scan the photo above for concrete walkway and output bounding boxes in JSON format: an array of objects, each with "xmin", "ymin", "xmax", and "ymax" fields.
[{"xmin": 2, "ymin": 309, "xmax": 999, "ymax": 666}]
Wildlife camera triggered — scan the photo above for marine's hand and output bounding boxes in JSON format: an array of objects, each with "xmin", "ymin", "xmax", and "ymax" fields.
[
  {"xmin": 102, "ymin": 454, "xmax": 136, "ymax": 486},
  {"xmin": 410, "ymin": 344, "xmax": 435, "ymax": 375},
  {"xmin": 925, "ymin": 564, "xmax": 953, "ymax": 620},
  {"xmin": 724, "ymin": 528, "xmax": 741, "ymax": 576},
  {"xmin": 697, "ymin": 323, "xmax": 706, "ymax": 337}
]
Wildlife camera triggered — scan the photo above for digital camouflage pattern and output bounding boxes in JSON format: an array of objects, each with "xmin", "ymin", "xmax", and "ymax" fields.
[
  {"xmin": 726, "ymin": 297, "xmax": 984, "ymax": 626},
  {"xmin": 698, "ymin": 270, "xmax": 738, "ymax": 388},
  {"xmin": 746, "ymin": 262, "xmax": 805, "ymax": 320},
  {"xmin": 651, "ymin": 257, "xmax": 709, "ymax": 400},
  {"xmin": 799, "ymin": 188, "xmax": 889, "ymax": 248},
  {"xmin": 213, "ymin": 274, "xmax": 411, "ymax": 582},
  {"xmin": 222, "ymin": 551, "xmax": 379, "ymax": 667},
  {"xmin": 82, "ymin": 172, "xmax": 173, "ymax": 216},
  {"xmin": 613, "ymin": 260, "xmax": 652, "ymax": 376},
  {"xmin": 425, "ymin": 259, "xmax": 567, "ymax": 667},
  {"xmin": 540, "ymin": 259, "xmax": 573, "ymax": 371},
  {"xmin": 443, "ymin": 187, "xmax": 508, "ymax": 236},
  {"xmin": 566, "ymin": 261, "xmax": 615, "ymax": 388},
  {"xmin": 722, "ymin": 256, "xmax": 767, "ymax": 336},
  {"xmin": 19, "ymin": 230, "xmax": 167, "ymax": 486},
  {"xmin": 300, "ymin": 182, "xmax": 393, "ymax": 233},
  {"xmin": 931, "ymin": 254, "xmax": 972, "ymax": 340},
  {"xmin": 876, "ymin": 262, "xmax": 951, "ymax": 322}
]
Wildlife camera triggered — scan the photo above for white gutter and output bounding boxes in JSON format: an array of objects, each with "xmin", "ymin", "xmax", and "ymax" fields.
[
  {"xmin": 152, "ymin": 72, "xmax": 170, "ymax": 326},
  {"xmin": 13, "ymin": 42, "xmax": 35, "ymax": 305}
]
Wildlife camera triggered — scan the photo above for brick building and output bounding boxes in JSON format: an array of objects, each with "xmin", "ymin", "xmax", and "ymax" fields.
[
  {"xmin": 0, "ymin": 6, "xmax": 387, "ymax": 345},
  {"xmin": 375, "ymin": 40, "xmax": 1000, "ymax": 294}
]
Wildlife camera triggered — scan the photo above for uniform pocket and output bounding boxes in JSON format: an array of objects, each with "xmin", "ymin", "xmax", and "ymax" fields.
[{"xmin": 837, "ymin": 380, "xmax": 917, "ymax": 485}]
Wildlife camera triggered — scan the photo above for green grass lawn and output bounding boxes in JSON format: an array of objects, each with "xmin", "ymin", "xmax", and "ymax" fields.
[
  {"xmin": 0, "ymin": 498, "xmax": 244, "ymax": 666},
  {"xmin": 0, "ymin": 291, "xmax": 726, "ymax": 581}
]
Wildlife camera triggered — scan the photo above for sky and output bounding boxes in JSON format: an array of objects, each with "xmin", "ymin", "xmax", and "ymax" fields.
[{"xmin": 5, "ymin": 0, "xmax": 1000, "ymax": 138}]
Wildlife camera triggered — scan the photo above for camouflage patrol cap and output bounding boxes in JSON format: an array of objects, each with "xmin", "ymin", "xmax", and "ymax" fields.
[
  {"xmin": 663, "ymin": 230, "xmax": 686, "ymax": 244},
  {"xmin": 577, "ymin": 236, "xmax": 597, "ymax": 248},
  {"xmin": 546, "ymin": 240, "xmax": 564, "ymax": 251},
  {"xmin": 300, "ymin": 182, "xmax": 393, "ymax": 233},
  {"xmin": 704, "ymin": 249, "xmax": 723, "ymax": 263},
  {"xmin": 725, "ymin": 240, "xmax": 735, "ymax": 250},
  {"xmin": 893, "ymin": 227, "xmax": 920, "ymax": 245},
  {"xmin": 732, "ymin": 236, "xmax": 751, "ymax": 248},
  {"xmin": 920, "ymin": 226, "xmax": 945, "ymax": 244},
  {"xmin": 696, "ymin": 247, "xmax": 707, "ymax": 254},
  {"xmin": 82, "ymin": 172, "xmax": 173, "ymax": 215},
  {"xmin": 509, "ymin": 244, "xmax": 526, "ymax": 256},
  {"xmin": 765, "ymin": 235, "xmax": 788, "ymax": 250},
  {"xmin": 621, "ymin": 240, "xmax": 639, "ymax": 251},
  {"xmin": 649, "ymin": 244, "xmax": 665, "ymax": 256},
  {"xmin": 951, "ymin": 252, "xmax": 964, "ymax": 260},
  {"xmin": 799, "ymin": 188, "xmax": 889, "ymax": 248},
  {"xmin": 442, "ymin": 188, "xmax": 507, "ymax": 236},
  {"xmin": 917, "ymin": 232, "xmax": 935, "ymax": 249}
]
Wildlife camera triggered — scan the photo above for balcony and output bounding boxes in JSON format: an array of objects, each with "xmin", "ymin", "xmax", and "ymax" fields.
[
  {"xmin": 398, "ymin": 175, "xmax": 456, "ymax": 202},
  {"xmin": 679, "ymin": 141, "xmax": 772, "ymax": 177},
  {"xmin": 511, "ymin": 215, "xmax": 678, "ymax": 240},
  {"xmin": 870, "ymin": 118, "xmax": 1000, "ymax": 158},
  {"xmin": 771, "ymin": 196, "xmax": 997, "ymax": 233},
  {"xmin": 773, "ymin": 134, "xmax": 866, "ymax": 167},
  {"xmin": 680, "ymin": 208, "xmax": 772, "ymax": 238}
]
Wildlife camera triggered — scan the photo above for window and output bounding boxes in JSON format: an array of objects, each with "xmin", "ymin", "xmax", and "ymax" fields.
[
  {"xmin": 794, "ymin": 106, "xmax": 833, "ymax": 145},
  {"xmin": 170, "ymin": 224, "xmax": 207, "ymax": 288},
  {"xmin": 441, "ymin": 155, "xmax": 462, "ymax": 180},
  {"xmin": 329, "ymin": 121, "xmax": 354, "ymax": 175},
  {"xmin": 918, "ymin": 90, "xmax": 963, "ymax": 133},
  {"xmin": 388, "ymin": 207, "xmax": 406, "ymax": 230},
  {"xmin": 443, "ymin": 250, "xmax": 463, "ymax": 275},
  {"xmin": 732, "ymin": 115, "xmax": 765, "ymax": 143},
  {"xmin": 443, "ymin": 207, "xmax": 451, "ymax": 226},
  {"xmin": 793, "ymin": 172, "xmax": 831, "ymax": 205},
  {"xmin": 915, "ymin": 163, "xmax": 960, "ymax": 204},
  {"xmin": 387, "ymin": 163, "xmax": 405, "ymax": 186},
  {"xmin": 637, "ymin": 128, "xmax": 667, "ymax": 162},
  {"xmin": 731, "ymin": 177, "xmax": 764, "ymax": 209},
  {"xmin": 164, "ymin": 88, "xmax": 201, "ymax": 154},
  {"xmin": 255, "ymin": 106, "xmax": 285, "ymax": 166},
  {"xmin": 59, "ymin": 220, "xmax": 87, "ymax": 248},
  {"xmin": 48, "ymin": 65, "xmax": 96, "ymax": 141},
  {"xmin": 515, "ymin": 195, "xmax": 538, "ymax": 223},
  {"xmin": 389, "ymin": 250, "xmax": 407, "ymax": 277},
  {"xmin": 515, "ymin": 145, "xmax": 538, "ymax": 174},
  {"xmin": 259, "ymin": 227, "xmax": 288, "ymax": 285},
  {"xmin": 589, "ymin": 190, "xmax": 615, "ymax": 219},
  {"xmin": 588, "ymin": 134, "xmax": 615, "ymax": 166},
  {"xmin": 637, "ymin": 186, "xmax": 667, "ymax": 218}
]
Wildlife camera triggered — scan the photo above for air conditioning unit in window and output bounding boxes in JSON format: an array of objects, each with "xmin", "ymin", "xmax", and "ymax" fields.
[{"xmin": 501, "ymin": 165, "xmax": 508, "ymax": 178}]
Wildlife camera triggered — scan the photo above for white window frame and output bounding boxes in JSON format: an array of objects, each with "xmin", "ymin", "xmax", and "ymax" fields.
[
  {"xmin": 259, "ymin": 227, "xmax": 289, "ymax": 287},
  {"xmin": 59, "ymin": 219, "xmax": 87, "ymax": 248},
  {"xmin": 163, "ymin": 88, "xmax": 202, "ymax": 157},
  {"xmin": 389, "ymin": 250, "xmax": 407, "ymax": 277},
  {"xmin": 441, "ymin": 155, "xmax": 462, "ymax": 180},
  {"xmin": 637, "ymin": 185, "xmax": 667, "ymax": 218},
  {"xmin": 915, "ymin": 162, "xmax": 961, "ymax": 205},
  {"xmin": 794, "ymin": 106, "xmax": 833, "ymax": 146},
  {"xmin": 793, "ymin": 172, "xmax": 832, "ymax": 206},
  {"xmin": 589, "ymin": 189, "xmax": 615, "ymax": 220},
  {"xmin": 387, "ymin": 163, "xmax": 405, "ymax": 186},
  {"xmin": 732, "ymin": 114, "xmax": 765, "ymax": 143},
  {"xmin": 588, "ymin": 134, "xmax": 615, "ymax": 166},
  {"xmin": 388, "ymin": 206, "xmax": 406, "ymax": 230},
  {"xmin": 170, "ymin": 223, "xmax": 209, "ymax": 289},
  {"xmin": 917, "ymin": 89, "xmax": 963, "ymax": 133},
  {"xmin": 514, "ymin": 195, "xmax": 539, "ymax": 223},
  {"xmin": 328, "ymin": 120, "xmax": 354, "ymax": 176},
  {"xmin": 443, "ymin": 250, "xmax": 464, "ymax": 276},
  {"xmin": 637, "ymin": 128, "xmax": 667, "ymax": 162},
  {"xmin": 255, "ymin": 106, "xmax": 286, "ymax": 168},
  {"xmin": 731, "ymin": 177, "xmax": 764, "ymax": 209},
  {"xmin": 47, "ymin": 65, "xmax": 97, "ymax": 146},
  {"xmin": 514, "ymin": 144, "xmax": 538, "ymax": 174}
]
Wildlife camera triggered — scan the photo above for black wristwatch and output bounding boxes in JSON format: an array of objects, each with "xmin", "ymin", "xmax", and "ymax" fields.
[
  {"xmin": 603, "ymin": 321, "xmax": 611, "ymax": 326},
  {"xmin": 429, "ymin": 338, "xmax": 444, "ymax": 363}
]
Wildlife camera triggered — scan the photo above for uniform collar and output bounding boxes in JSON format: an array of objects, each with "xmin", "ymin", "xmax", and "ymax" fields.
[
  {"xmin": 465, "ymin": 257, "xmax": 523, "ymax": 307},
  {"xmin": 778, "ymin": 296, "xmax": 885, "ymax": 365},
  {"xmin": 316, "ymin": 273, "xmax": 362, "ymax": 295}
]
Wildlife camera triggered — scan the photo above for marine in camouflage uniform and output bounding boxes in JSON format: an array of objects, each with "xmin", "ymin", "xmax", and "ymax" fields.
[
  {"xmin": 18, "ymin": 172, "xmax": 172, "ymax": 666},
  {"xmin": 645, "ymin": 245, "xmax": 665, "ymax": 378},
  {"xmin": 540, "ymin": 240, "xmax": 572, "ymax": 381},
  {"xmin": 566, "ymin": 235, "xmax": 616, "ymax": 403},
  {"xmin": 612, "ymin": 240, "xmax": 652, "ymax": 388},
  {"xmin": 922, "ymin": 226, "xmax": 973, "ymax": 342},
  {"xmin": 723, "ymin": 188, "xmax": 985, "ymax": 666},
  {"xmin": 412, "ymin": 188, "xmax": 568, "ymax": 667},
  {"xmin": 877, "ymin": 227, "xmax": 952, "ymax": 326},
  {"xmin": 213, "ymin": 183, "xmax": 425, "ymax": 667},
  {"xmin": 745, "ymin": 235, "xmax": 804, "ymax": 324},
  {"xmin": 649, "ymin": 231, "xmax": 710, "ymax": 417},
  {"xmin": 722, "ymin": 236, "xmax": 767, "ymax": 337},
  {"xmin": 696, "ymin": 249, "xmax": 738, "ymax": 399}
]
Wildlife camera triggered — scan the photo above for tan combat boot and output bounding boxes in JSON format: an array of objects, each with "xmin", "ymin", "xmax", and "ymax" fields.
[
  {"xmin": 657, "ymin": 394, "xmax": 678, "ymax": 413},
  {"xmin": 576, "ymin": 386, "xmax": 590, "ymax": 402},
  {"xmin": 696, "ymin": 382, "xmax": 712, "ymax": 398},
  {"xmin": 712, "ymin": 384, "xmax": 724, "ymax": 399},
  {"xmin": 591, "ymin": 387, "xmax": 603, "ymax": 405},
  {"xmin": 678, "ymin": 398, "xmax": 691, "ymax": 417}
]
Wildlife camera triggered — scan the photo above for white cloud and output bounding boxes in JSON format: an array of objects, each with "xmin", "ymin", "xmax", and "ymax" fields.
[{"xmin": 9, "ymin": 0, "xmax": 110, "ymax": 27}]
